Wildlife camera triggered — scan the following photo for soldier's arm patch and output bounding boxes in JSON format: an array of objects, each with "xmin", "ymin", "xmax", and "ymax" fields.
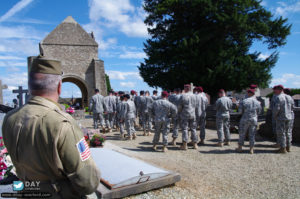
[{"xmin": 76, "ymin": 138, "xmax": 91, "ymax": 161}]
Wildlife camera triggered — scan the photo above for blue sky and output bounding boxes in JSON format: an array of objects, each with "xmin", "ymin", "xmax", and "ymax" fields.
[{"xmin": 0, "ymin": 0, "xmax": 300, "ymax": 105}]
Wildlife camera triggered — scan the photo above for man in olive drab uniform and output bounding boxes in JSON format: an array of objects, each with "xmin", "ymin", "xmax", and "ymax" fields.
[
  {"xmin": 151, "ymin": 91, "xmax": 177, "ymax": 152},
  {"xmin": 236, "ymin": 89, "xmax": 261, "ymax": 154},
  {"xmin": 103, "ymin": 91, "xmax": 116, "ymax": 132},
  {"xmin": 2, "ymin": 56, "xmax": 100, "ymax": 198},
  {"xmin": 215, "ymin": 89, "xmax": 233, "ymax": 147},
  {"xmin": 178, "ymin": 84, "xmax": 198, "ymax": 150},
  {"xmin": 89, "ymin": 88, "xmax": 105, "ymax": 130},
  {"xmin": 273, "ymin": 85, "xmax": 294, "ymax": 153}
]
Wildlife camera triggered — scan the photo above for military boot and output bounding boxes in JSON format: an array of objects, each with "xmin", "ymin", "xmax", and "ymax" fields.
[
  {"xmin": 132, "ymin": 133, "xmax": 137, "ymax": 140},
  {"xmin": 199, "ymin": 139, "xmax": 205, "ymax": 145},
  {"xmin": 286, "ymin": 146, "xmax": 291, "ymax": 152},
  {"xmin": 170, "ymin": 138, "xmax": 177, "ymax": 146},
  {"xmin": 162, "ymin": 146, "xmax": 168, "ymax": 152},
  {"xmin": 102, "ymin": 127, "xmax": 106, "ymax": 134},
  {"xmin": 272, "ymin": 143, "xmax": 280, "ymax": 148},
  {"xmin": 216, "ymin": 142, "xmax": 223, "ymax": 147},
  {"xmin": 277, "ymin": 147, "xmax": 287, "ymax": 154},
  {"xmin": 235, "ymin": 145, "xmax": 242, "ymax": 153},
  {"xmin": 180, "ymin": 142, "xmax": 188, "ymax": 150},
  {"xmin": 224, "ymin": 141, "xmax": 230, "ymax": 146},
  {"xmin": 153, "ymin": 145, "xmax": 157, "ymax": 151},
  {"xmin": 192, "ymin": 142, "xmax": 198, "ymax": 149},
  {"xmin": 127, "ymin": 135, "xmax": 132, "ymax": 140},
  {"xmin": 143, "ymin": 130, "xmax": 147, "ymax": 136},
  {"xmin": 249, "ymin": 147, "xmax": 254, "ymax": 154}
]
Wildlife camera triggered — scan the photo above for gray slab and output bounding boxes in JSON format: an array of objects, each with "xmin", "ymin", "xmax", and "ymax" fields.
[{"xmin": 90, "ymin": 148, "xmax": 181, "ymax": 198}]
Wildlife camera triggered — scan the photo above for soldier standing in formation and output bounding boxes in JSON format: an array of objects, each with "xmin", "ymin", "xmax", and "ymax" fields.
[
  {"xmin": 152, "ymin": 91, "xmax": 177, "ymax": 152},
  {"xmin": 178, "ymin": 84, "xmax": 198, "ymax": 150},
  {"xmin": 152, "ymin": 90, "xmax": 159, "ymax": 101},
  {"xmin": 273, "ymin": 85, "xmax": 294, "ymax": 153},
  {"xmin": 2, "ymin": 56, "xmax": 100, "ymax": 198},
  {"xmin": 195, "ymin": 87, "xmax": 209, "ymax": 144},
  {"xmin": 169, "ymin": 88, "xmax": 182, "ymax": 145},
  {"xmin": 141, "ymin": 91, "xmax": 154, "ymax": 136},
  {"xmin": 89, "ymin": 88, "xmax": 105, "ymax": 130},
  {"xmin": 283, "ymin": 88, "xmax": 295, "ymax": 152},
  {"xmin": 236, "ymin": 89, "xmax": 261, "ymax": 154},
  {"xmin": 117, "ymin": 95, "xmax": 126, "ymax": 139},
  {"xmin": 103, "ymin": 91, "xmax": 116, "ymax": 132},
  {"xmin": 215, "ymin": 89, "xmax": 233, "ymax": 147},
  {"xmin": 120, "ymin": 94, "xmax": 137, "ymax": 140}
]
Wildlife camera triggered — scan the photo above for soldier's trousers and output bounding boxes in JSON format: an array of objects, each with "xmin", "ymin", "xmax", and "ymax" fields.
[
  {"xmin": 276, "ymin": 119, "xmax": 293, "ymax": 148},
  {"xmin": 105, "ymin": 112, "xmax": 115, "ymax": 129},
  {"xmin": 172, "ymin": 118, "xmax": 180, "ymax": 138},
  {"xmin": 119, "ymin": 121, "xmax": 125, "ymax": 135},
  {"xmin": 93, "ymin": 113, "xmax": 104, "ymax": 129},
  {"xmin": 238, "ymin": 119, "xmax": 257, "ymax": 147},
  {"xmin": 181, "ymin": 118, "xmax": 198, "ymax": 143},
  {"xmin": 272, "ymin": 114, "xmax": 277, "ymax": 141},
  {"xmin": 216, "ymin": 116, "xmax": 230, "ymax": 143},
  {"xmin": 125, "ymin": 118, "xmax": 136, "ymax": 136},
  {"xmin": 153, "ymin": 120, "xmax": 170, "ymax": 146},
  {"xmin": 142, "ymin": 112, "xmax": 152, "ymax": 132},
  {"xmin": 197, "ymin": 116, "xmax": 206, "ymax": 140}
]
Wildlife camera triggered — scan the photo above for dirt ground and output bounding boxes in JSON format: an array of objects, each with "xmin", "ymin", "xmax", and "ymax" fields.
[{"xmin": 81, "ymin": 117, "xmax": 300, "ymax": 199}]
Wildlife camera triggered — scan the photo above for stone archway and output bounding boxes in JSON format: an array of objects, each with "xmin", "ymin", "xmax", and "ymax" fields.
[{"xmin": 62, "ymin": 75, "xmax": 88, "ymax": 108}]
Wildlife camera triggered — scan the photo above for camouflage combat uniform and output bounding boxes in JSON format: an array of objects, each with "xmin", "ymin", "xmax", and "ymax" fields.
[
  {"xmin": 238, "ymin": 96, "xmax": 261, "ymax": 147},
  {"xmin": 151, "ymin": 99, "xmax": 177, "ymax": 146},
  {"xmin": 169, "ymin": 93, "xmax": 182, "ymax": 139},
  {"xmin": 141, "ymin": 96, "xmax": 154, "ymax": 134},
  {"xmin": 178, "ymin": 92, "xmax": 198, "ymax": 143},
  {"xmin": 120, "ymin": 100, "xmax": 136, "ymax": 137},
  {"xmin": 89, "ymin": 93, "xmax": 105, "ymax": 129},
  {"xmin": 216, "ymin": 96, "xmax": 233, "ymax": 143},
  {"xmin": 103, "ymin": 95, "xmax": 116, "ymax": 130},
  {"xmin": 195, "ymin": 93, "xmax": 208, "ymax": 141}
]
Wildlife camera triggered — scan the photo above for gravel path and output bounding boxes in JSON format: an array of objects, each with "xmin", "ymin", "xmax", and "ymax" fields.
[{"xmin": 80, "ymin": 118, "xmax": 300, "ymax": 199}]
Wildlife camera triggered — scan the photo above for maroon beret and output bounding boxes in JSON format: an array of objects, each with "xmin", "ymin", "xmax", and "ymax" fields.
[
  {"xmin": 219, "ymin": 89, "xmax": 225, "ymax": 93},
  {"xmin": 184, "ymin": 84, "xmax": 191, "ymax": 88},
  {"xmin": 197, "ymin": 86, "xmax": 203, "ymax": 92},
  {"xmin": 162, "ymin": 91, "xmax": 169, "ymax": 97},
  {"xmin": 130, "ymin": 90, "xmax": 136, "ymax": 95},
  {"xmin": 273, "ymin": 85, "xmax": 284, "ymax": 90},
  {"xmin": 247, "ymin": 89, "xmax": 255, "ymax": 94},
  {"xmin": 250, "ymin": 84, "xmax": 258, "ymax": 89}
]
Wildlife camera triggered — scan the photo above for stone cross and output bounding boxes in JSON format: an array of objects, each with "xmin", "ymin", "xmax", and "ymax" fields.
[
  {"xmin": 0, "ymin": 80, "xmax": 8, "ymax": 105},
  {"xmin": 12, "ymin": 86, "xmax": 28, "ymax": 107}
]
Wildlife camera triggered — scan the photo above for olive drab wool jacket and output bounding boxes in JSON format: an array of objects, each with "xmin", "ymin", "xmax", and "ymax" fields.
[{"xmin": 2, "ymin": 96, "xmax": 100, "ymax": 198}]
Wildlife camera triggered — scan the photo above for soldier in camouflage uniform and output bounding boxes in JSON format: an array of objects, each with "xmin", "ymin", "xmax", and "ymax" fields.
[
  {"xmin": 117, "ymin": 95, "xmax": 126, "ymax": 139},
  {"xmin": 89, "ymin": 88, "xmax": 105, "ymax": 130},
  {"xmin": 273, "ymin": 85, "xmax": 293, "ymax": 153},
  {"xmin": 168, "ymin": 88, "xmax": 182, "ymax": 145},
  {"xmin": 141, "ymin": 91, "xmax": 154, "ymax": 136},
  {"xmin": 283, "ymin": 88, "xmax": 295, "ymax": 152},
  {"xmin": 152, "ymin": 90, "xmax": 159, "ymax": 101},
  {"xmin": 134, "ymin": 91, "xmax": 145, "ymax": 129},
  {"xmin": 195, "ymin": 87, "xmax": 208, "ymax": 144},
  {"xmin": 270, "ymin": 93, "xmax": 278, "ymax": 145},
  {"xmin": 151, "ymin": 91, "xmax": 177, "ymax": 152},
  {"xmin": 120, "ymin": 94, "xmax": 137, "ymax": 140},
  {"xmin": 2, "ymin": 56, "xmax": 100, "ymax": 198},
  {"xmin": 103, "ymin": 91, "xmax": 116, "ymax": 132},
  {"xmin": 236, "ymin": 89, "xmax": 261, "ymax": 154},
  {"xmin": 178, "ymin": 84, "xmax": 198, "ymax": 150},
  {"xmin": 215, "ymin": 89, "xmax": 233, "ymax": 147}
]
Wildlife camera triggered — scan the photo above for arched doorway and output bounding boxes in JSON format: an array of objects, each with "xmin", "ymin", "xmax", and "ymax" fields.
[{"xmin": 62, "ymin": 75, "xmax": 88, "ymax": 108}]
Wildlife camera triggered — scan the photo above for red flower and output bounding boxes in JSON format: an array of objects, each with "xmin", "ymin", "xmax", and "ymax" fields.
[{"xmin": 0, "ymin": 162, "xmax": 7, "ymax": 170}]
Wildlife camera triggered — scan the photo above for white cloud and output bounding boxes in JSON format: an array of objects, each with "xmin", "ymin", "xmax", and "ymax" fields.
[
  {"xmin": 0, "ymin": 56, "xmax": 24, "ymax": 60},
  {"xmin": 0, "ymin": 0, "xmax": 34, "ymax": 22},
  {"xmin": 271, "ymin": 73, "xmax": 300, "ymax": 88},
  {"xmin": 0, "ymin": 38, "xmax": 39, "ymax": 55},
  {"xmin": 87, "ymin": 0, "xmax": 148, "ymax": 37},
  {"xmin": 119, "ymin": 51, "xmax": 146, "ymax": 59},
  {"xmin": 275, "ymin": 1, "xmax": 300, "ymax": 16},
  {"xmin": 258, "ymin": 53, "xmax": 270, "ymax": 60},
  {"xmin": 106, "ymin": 70, "xmax": 142, "ymax": 80},
  {"xmin": 120, "ymin": 81, "xmax": 135, "ymax": 87},
  {"xmin": 0, "ymin": 25, "xmax": 43, "ymax": 40},
  {"xmin": 0, "ymin": 72, "xmax": 28, "ymax": 87},
  {"xmin": 0, "ymin": 61, "xmax": 27, "ymax": 67}
]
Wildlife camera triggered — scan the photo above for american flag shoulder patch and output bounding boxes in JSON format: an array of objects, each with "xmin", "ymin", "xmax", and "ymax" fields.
[{"xmin": 76, "ymin": 138, "xmax": 90, "ymax": 161}]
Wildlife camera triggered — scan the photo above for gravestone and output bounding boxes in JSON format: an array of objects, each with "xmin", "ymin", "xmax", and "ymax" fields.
[
  {"xmin": 12, "ymin": 86, "xmax": 28, "ymax": 107},
  {"xmin": 0, "ymin": 80, "xmax": 8, "ymax": 105},
  {"xmin": 91, "ymin": 148, "xmax": 181, "ymax": 198}
]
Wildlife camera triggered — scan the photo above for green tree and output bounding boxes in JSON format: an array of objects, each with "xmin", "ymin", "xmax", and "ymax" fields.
[
  {"xmin": 139, "ymin": 0, "xmax": 291, "ymax": 96},
  {"xmin": 105, "ymin": 74, "xmax": 112, "ymax": 93}
]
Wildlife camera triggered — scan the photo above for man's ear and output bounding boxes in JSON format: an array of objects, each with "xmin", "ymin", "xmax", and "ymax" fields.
[{"xmin": 58, "ymin": 80, "xmax": 62, "ymax": 96}]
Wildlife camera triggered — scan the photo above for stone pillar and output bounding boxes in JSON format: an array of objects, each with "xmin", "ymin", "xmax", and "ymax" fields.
[
  {"xmin": 0, "ymin": 80, "xmax": 8, "ymax": 105},
  {"xmin": 93, "ymin": 59, "xmax": 107, "ymax": 96}
]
